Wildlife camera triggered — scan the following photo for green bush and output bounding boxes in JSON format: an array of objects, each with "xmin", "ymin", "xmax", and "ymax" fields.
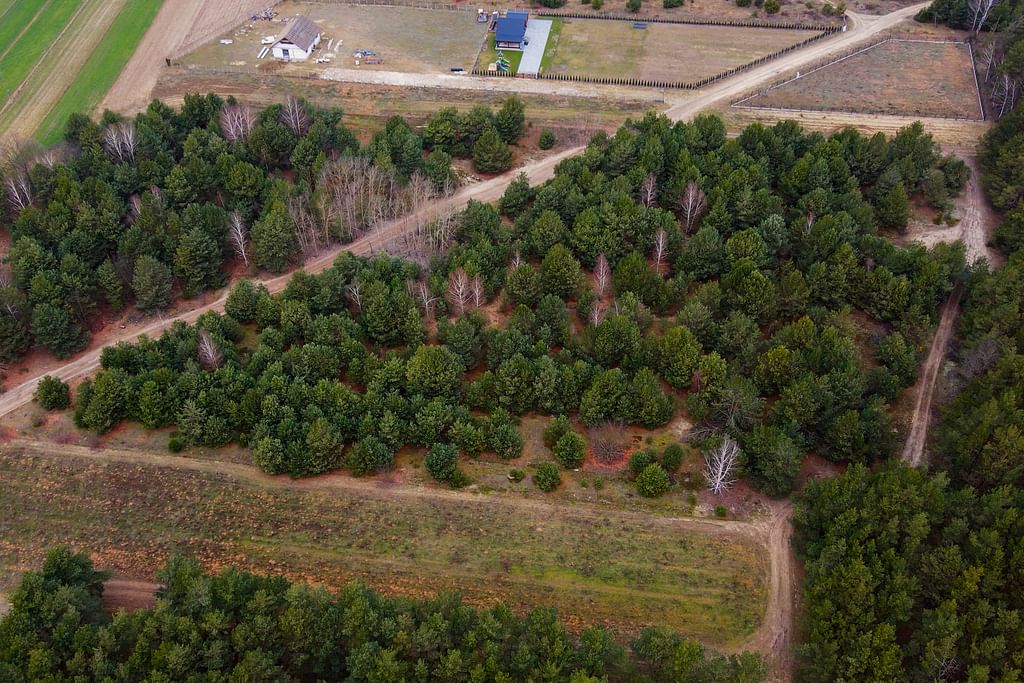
[
  {"xmin": 168, "ymin": 434, "xmax": 185, "ymax": 453},
  {"xmin": 736, "ymin": 0, "xmax": 752, "ymax": 7},
  {"xmin": 635, "ymin": 463, "xmax": 670, "ymax": 497},
  {"xmin": 629, "ymin": 449, "xmax": 656, "ymax": 476},
  {"xmin": 715, "ymin": 505, "xmax": 728, "ymax": 517},
  {"xmin": 663, "ymin": 0, "xmax": 684, "ymax": 6},
  {"xmin": 591, "ymin": 0, "xmax": 603, "ymax": 8},
  {"xmin": 488, "ymin": 422, "xmax": 524, "ymax": 459},
  {"xmin": 764, "ymin": 0, "xmax": 780, "ymax": 12},
  {"xmin": 426, "ymin": 443, "xmax": 458, "ymax": 482},
  {"xmin": 543, "ymin": 415, "xmax": 571, "ymax": 447},
  {"xmin": 661, "ymin": 443, "xmax": 685, "ymax": 472},
  {"xmin": 539, "ymin": 129, "xmax": 556, "ymax": 150},
  {"xmin": 508, "ymin": 468, "xmax": 526, "ymax": 482},
  {"xmin": 553, "ymin": 431, "xmax": 587, "ymax": 469},
  {"xmin": 627, "ymin": 0, "xmax": 641, "ymax": 10},
  {"xmin": 34, "ymin": 376, "xmax": 70, "ymax": 410},
  {"xmin": 472, "ymin": 127, "xmax": 513, "ymax": 174},
  {"xmin": 538, "ymin": 0, "xmax": 566, "ymax": 6},
  {"xmin": 534, "ymin": 462, "xmax": 562, "ymax": 492}
]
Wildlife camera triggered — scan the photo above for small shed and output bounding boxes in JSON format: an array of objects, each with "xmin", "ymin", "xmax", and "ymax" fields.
[
  {"xmin": 272, "ymin": 16, "xmax": 321, "ymax": 61},
  {"xmin": 495, "ymin": 11, "xmax": 528, "ymax": 50}
]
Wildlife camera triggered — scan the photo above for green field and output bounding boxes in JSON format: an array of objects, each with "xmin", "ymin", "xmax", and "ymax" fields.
[
  {"xmin": 0, "ymin": 441, "xmax": 769, "ymax": 645},
  {"xmin": 36, "ymin": 0, "xmax": 164, "ymax": 143},
  {"xmin": 0, "ymin": 0, "xmax": 69, "ymax": 99}
]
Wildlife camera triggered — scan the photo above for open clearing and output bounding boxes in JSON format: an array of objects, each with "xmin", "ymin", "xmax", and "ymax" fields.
[
  {"xmin": 738, "ymin": 39, "xmax": 982, "ymax": 119},
  {"xmin": 0, "ymin": 0, "xmax": 162, "ymax": 142},
  {"xmin": 544, "ymin": 20, "xmax": 817, "ymax": 81},
  {"xmin": 183, "ymin": 3, "xmax": 487, "ymax": 75},
  {"xmin": 0, "ymin": 441, "xmax": 769, "ymax": 646}
]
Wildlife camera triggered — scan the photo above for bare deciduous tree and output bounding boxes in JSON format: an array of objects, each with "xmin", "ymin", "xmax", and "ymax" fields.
[
  {"xmin": 197, "ymin": 330, "xmax": 224, "ymax": 370},
  {"xmin": 469, "ymin": 274, "xmax": 485, "ymax": 308},
  {"xmin": 704, "ymin": 436, "xmax": 740, "ymax": 495},
  {"xmin": 594, "ymin": 254, "xmax": 611, "ymax": 297},
  {"xmin": 447, "ymin": 268, "xmax": 470, "ymax": 316},
  {"xmin": 993, "ymin": 72, "xmax": 1022, "ymax": 118},
  {"xmin": 317, "ymin": 157, "xmax": 403, "ymax": 241},
  {"xmin": 102, "ymin": 121, "xmax": 137, "ymax": 164},
  {"xmin": 4, "ymin": 172, "xmax": 32, "ymax": 212},
  {"xmin": 220, "ymin": 104, "xmax": 256, "ymax": 143},
  {"xmin": 407, "ymin": 279, "xmax": 438, "ymax": 317},
  {"xmin": 346, "ymin": 278, "xmax": 363, "ymax": 313},
  {"xmin": 280, "ymin": 95, "xmax": 311, "ymax": 136},
  {"xmin": 228, "ymin": 211, "xmax": 250, "ymax": 267},
  {"xmin": 639, "ymin": 173, "xmax": 658, "ymax": 208},
  {"xmin": 969, "ymin": 0, "xmax": 1001, "ymax": 33},
  {"xmin": 652, "ymin": 228, "xmax": 668, "ymax": 275},
  {"xmin": 679, "ymin": 181, "xmax": 706, "ymax": 235},
  {"xmin": 510, "ymin": 249, "xmax": 524, "ymax": 270},
  {"xmin": 289, "ymin": 194, "xmax": 323, "ymax": 260},
  {"xmin": 588, "ymin": 302, "xmax": 605, "ymax": 327}
]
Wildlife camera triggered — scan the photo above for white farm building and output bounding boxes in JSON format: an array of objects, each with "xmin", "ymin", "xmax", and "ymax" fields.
[{"xmin": 272, "ymin": 16, "xmax": 321, "ymax": 61}]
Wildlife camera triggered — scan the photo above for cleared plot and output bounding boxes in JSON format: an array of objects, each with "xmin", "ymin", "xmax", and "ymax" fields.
[
  {"xmin": 34, "ymin": 0, "xmax": 164, "ymax": 142},
  {"xmin": 0, "ymin": 443, "xmax": 768, "ymax": 645},
  {"xmin": 183, "ymin": 2, "xmax": 487, "ymax": 74},
  {"xmin": 543, "ymin": 20, "xmax": 816, "ymax": 81},
  {"xmin": 739, "ymin": 40, "xmax": 982, "ymax": 119}
]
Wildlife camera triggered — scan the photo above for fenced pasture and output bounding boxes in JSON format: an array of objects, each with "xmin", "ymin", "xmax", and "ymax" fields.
[
  {"xmin": 0, "ymin": 0, "xmax": 164, "ymax": 141},
  {"xmin": 543, "ymin": 19, "xmax": 816, "ymax": 82},
  {"xmin": 183, "ymin": 2, "xmax": 487, "ymax": 74},
  {"xmin": 735, "ymin": 39, "xmax": 984, "ymax": 120}
]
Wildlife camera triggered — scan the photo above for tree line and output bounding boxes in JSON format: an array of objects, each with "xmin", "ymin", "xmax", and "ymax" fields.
[
  {"xmin": 56, "ymin": 112, "xmax": 968, "ymax": 499},
  {"xmin": 0, "ymin": 546, "xmax": 767, "ymax": 682},
  {"xmin": 0, "ymin": 93, "xmax": 527, "ymax": 363},
  {"xmin": 792, "ymin": 95, "xmax": 1024, "ymax": 682}
]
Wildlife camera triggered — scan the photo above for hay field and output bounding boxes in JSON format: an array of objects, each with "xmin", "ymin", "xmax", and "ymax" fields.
[
  {"xmin": 739, "ymin": 40, "xmax": 983, "ymax": 119},
  {"xmin": 183, "ymin": 3, "xmax": 488, "ymax": 74},
  {"xmin": 544, "ymin": 19, "xmax": 817, "ymax": 81}
]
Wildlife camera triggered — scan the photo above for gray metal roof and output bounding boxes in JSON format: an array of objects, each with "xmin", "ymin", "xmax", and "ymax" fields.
[{"xmin": 277, "ymin": 16, "xmax": 320, "ymax": 52}]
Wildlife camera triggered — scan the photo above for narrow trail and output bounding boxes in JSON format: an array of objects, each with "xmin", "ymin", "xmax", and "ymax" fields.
[{"xmin": 746, "ymin": 500, "xmax": 797, "ymax": 682}]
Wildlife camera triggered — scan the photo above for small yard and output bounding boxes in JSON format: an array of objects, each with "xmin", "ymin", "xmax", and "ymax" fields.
[
  {"xmin": 738, "ymin": 40, "xmax": 983, "ymax": 119},
  {"xmin": 183, "ymin": 2, "xmax": 487, "ymax": 74}
]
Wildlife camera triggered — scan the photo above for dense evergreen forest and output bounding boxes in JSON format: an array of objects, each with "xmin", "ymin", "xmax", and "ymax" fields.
[
  {"xmin": 58, "ymin": 110, "xmax": 970, "ymax": 497},
  {"xmin": 792, "ymin": 104, "xmax": 1024, "ymax": 681},
  {"xmin": 0, "ymin": 547, "xmax": 766, "ymax": 682},
  {"xmin": 0, "ymin": 93, "xmax": 525, "ymax": 361}
]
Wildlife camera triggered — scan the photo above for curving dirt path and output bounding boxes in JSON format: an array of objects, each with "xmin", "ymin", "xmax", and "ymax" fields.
[{"xmin": 746, "ymin": 500, "xmax": 797, "ymax": 681}]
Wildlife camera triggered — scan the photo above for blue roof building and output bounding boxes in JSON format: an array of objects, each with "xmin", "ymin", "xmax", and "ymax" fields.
[{"xmin": 495, "ymin": 11, "xmax": 528, "ymax": 50}]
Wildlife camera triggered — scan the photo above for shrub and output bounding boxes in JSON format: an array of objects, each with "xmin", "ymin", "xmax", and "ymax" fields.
[
  {"xmin": 553, "ymin": 431, "xmax": 587, "ymax": 469},
  {"xmin": 736, "ymin": 0, "xmax": 752, "ymax": 7},
  {"xmin": 472, "ymin": 127, "xmax": 513, "ymax": 174},
  {"xmin": 627, "ymin": 0, "xmax": 641, "ymax": 10},
  {"xmin": 168, "ymin": 433, "xmax": 185, "ymax": 453},
  {"xmin": 534, "ymin": 462, "xmax": 561, "ymax": 492},
  {"xmin": 538, "ymin": 0, "xmax": 567, "ymax": 6},
  {"xmin": 629, "ymin": 449, "xmax": 656, "ymax": 476},
  {"xmin": 764, "ymin": 0, "xmax": 780, "ymax": 12},
  {"xmin": 664, "ymin": 0, "xmax": 684, "ymax": 6},
  {"xmin": 508, "ymin": 468, "xmax": 526, "ymax": 482},
  {"xmin": 662, "ymin": 443, "xmax": 685, "ymax": 472},
  {"xmin": 34, "ymin": 376, "xmax": 70, "ymax": 410},
  {"xmin": 543, "ymin": 415, "xmax": 572, "ymax": 447},
  {"xmin": 539, "ymin": 129, "xmax": 556, "ymax": 150},
  {"xmin": 449, "ymin": 470, "xmax": 471, "ymax": 488},
  {"xmin": 591, "ymin": 0, "xmax": 603, "ymax": 7},
  {"xmin": 426, "ymin": 443, "xmax": 458, "ymax": 482},
  {"xmin": 488, "ymin": 422, "xmax": 524, "ymax": 459},
  {"xmin": 636, "ymin": 463, "xmax": 670, "ymax": 497},
  {"xmin": 715, "ymin": 505, "xmax": 728, "ymax": 517}
]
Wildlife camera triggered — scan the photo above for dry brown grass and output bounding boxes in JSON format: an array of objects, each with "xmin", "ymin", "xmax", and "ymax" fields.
[
  {"xmin": 739, "ymin": 39, "xmax": 982, "ymax": 119},
  {"xmin": 545, "ymin": 19, "xmax": 817, "ymax": 81}
]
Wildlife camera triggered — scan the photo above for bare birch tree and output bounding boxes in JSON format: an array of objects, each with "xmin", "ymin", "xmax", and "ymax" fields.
[
  {"xmin": 317, "ymin": 157, "xmax": 403, "ymax": 241},
  {"xmin": 639, "ymin": 173, "xmax": 658, "ymax": 208},
  {"xmin": 407, "ymin": 279, "xmax": 438, "ymax": 317},
  {"xmin": 102, "ymin": 121, "xmax": 137, "ymax": 164},
  {"xmin": 969, "ymin": 0, "xmax": 1001, "ymax": 33},
  {"xmin": 346, "ymin": 278, "xmax": 363, "ymax": 313},
  {"xmin": 280, "ymin": 95, "xmax": 311, "ymax": 136},
  {"xmin": 446, "ymin": 268, "xmax": 470, "ymax": 316},
  {"xmin": 4, "ymin": 172, "xmax": 32, "ymax": 212},
  {"xmin": 679, "ymin": 181, "xmax": 706, "ymax": 234},
  {"xmin": 289, "ymin": 194, "xmax": 323, "ymax": 260},
  {"xmin": 510, "ymin": 249, "xmax": 524, "ymax": 270},
  {"xmin": 220, "ymin": 104, "xmax": 256, "ymax": 143},
  {"xmin": 228, "ymin": 211, "xmax": 250, "ymax": 267},
  {"xmin": 589, "ymin": 302, "xmax": 605, "ymax": 327},
  {"xmin": 469, "ymin": 274, "xmax": 485, "ymax": 308},
  {"xmin": 594, "ymin": 254, "xmax": 611, "ymax": 298},
  {"xmin": 652, "ymin": 228, "xmax": 668, "ymax": 275},
  {"xmin": 197, "ymin": 330, "xmax": 224, "ymax": 370},
  {"xmin": 704, "ymin": 436, "xmax": 740, "ymax": 495}
]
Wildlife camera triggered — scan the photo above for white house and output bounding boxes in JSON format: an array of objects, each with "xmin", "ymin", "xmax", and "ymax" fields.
[{"xmin": 271, "ymin": 16, "xmax": 321, "ymax": 61}]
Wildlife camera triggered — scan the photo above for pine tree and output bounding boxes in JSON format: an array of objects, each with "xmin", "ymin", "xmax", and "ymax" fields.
[
  {"xmin": 174, "ymin": 228, "xmax": 224, "ymax": 298},
  {"xmin": 472, "ymin": 128, "xmax": 513, "ymax": 174},
  {"xmin": 494, "ymin": 97, "xmax": 525, "ymax": 144},
  {"xmin": 131, "ymin": 255, "xmax": 172, "ymax": 311},
  {"xmin": 251, "ymin": 200, "xmax": 298, "ymax": 273}
]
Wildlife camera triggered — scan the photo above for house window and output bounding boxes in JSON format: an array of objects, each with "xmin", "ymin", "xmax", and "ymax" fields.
[{"xmin": 282, "ymin": 48, "xmax": 290, "ymax": 58}]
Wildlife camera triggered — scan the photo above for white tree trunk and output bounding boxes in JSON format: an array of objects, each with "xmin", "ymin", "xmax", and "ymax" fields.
[{"xmin": 704, "ymin": 436, "xmax": 740, "ymax": 495}]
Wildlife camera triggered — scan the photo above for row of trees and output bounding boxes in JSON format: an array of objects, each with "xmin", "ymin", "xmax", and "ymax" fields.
[
  {"xmin": 0, "ymin": 95, "xmax": 527, "ymax": 364},
  {"xmin": 793, "ymin": 89, "xmax": 1024, "ymax": 683},
  {"xmin": 64, "ymin": 114, "xmax": 965, "ymax": 495},
  {"xmin": 0, "ymin": 546, "xmax": 767, "ymax": 682}
]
